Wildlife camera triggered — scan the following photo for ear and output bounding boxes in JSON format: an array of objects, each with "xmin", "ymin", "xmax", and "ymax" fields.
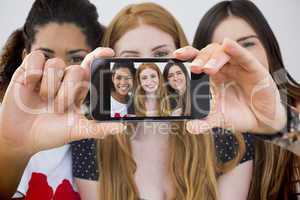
[{"xmin": 22, "ymin": 49, "xmax": 28, "ymax": 60}]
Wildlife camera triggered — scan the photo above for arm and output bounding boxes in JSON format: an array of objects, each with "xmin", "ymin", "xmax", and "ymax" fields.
[
  {"xmin": 175, "ymin": 40, "xmax": 286, "ymax": 135},
  {"xmin": 0, "ymin": 49, "xmax": 121, "ymax": 199},
  {"xmin": 218, "ymin": 161, "xmax": 253, "ymax": 200},
  {"xmin": 0, "ymin": 138, "xmax": 31, "ymax": 199}
]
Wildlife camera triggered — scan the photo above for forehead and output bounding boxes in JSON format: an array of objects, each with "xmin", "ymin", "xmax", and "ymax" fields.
[
  {"xmin": 212, "ymin": 17, "xmax": 257, "ymax": 43},
  {"xmin": 114, "ymin": 24, "xmax": 175, "ymax": 53},
  {"xmin": 169, "ymin": 65, "xmax": 182, "ymax": 72},
  {"xmin": 32, "ymin": 23, "xmax": 90, "ymax": 50},
  {"xmin": 115, "ymin": 68, "xmax": 130, "ymax": 74},
  {"xmin": 140, "ymin": 68, "xmax": 157, "ymax": 74}
]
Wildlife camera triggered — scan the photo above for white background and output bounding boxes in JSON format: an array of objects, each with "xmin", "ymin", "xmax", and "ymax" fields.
[{"xmin": 0, "ymin": 0, "xmax": 299, "ymax": 81}]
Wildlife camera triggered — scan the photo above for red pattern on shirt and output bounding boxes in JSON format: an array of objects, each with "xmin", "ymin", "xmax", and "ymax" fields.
[{"xmin": 24, "ymin": 173, "xmax": 80, "ymax": 200}]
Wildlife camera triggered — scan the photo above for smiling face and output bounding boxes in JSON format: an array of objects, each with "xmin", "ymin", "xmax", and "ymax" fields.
[
  {"xmin": 30, "ymin": 22, "xmax": 91, "ymax": 65},
  {"xmin": 112, "ymin": 68, "xmax": 133, "ymax": 96},
  {"xmin": 139, "ymin": 68, "xmax": 159, "ymax": 94},
  {"xmin": 167, "ymin": 65, "xmax": 186, "ymax": 94},
  {"xmin": 212, "ymin": 16, "xmax": 269, "ymax": 69},
  {"xmin": 114, "ymin": 24, "xmax": 176, "ymax": 58}
]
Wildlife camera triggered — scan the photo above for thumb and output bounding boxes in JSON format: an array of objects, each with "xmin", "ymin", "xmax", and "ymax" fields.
[{"xmin": 80, "ymin": 47, "xmax": 115, "ymax": 76}]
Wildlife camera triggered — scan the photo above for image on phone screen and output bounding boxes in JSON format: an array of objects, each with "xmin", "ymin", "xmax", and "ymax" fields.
[{"xmin": 90, "ymin": 58, "xmax": 210, "ymax": 121}]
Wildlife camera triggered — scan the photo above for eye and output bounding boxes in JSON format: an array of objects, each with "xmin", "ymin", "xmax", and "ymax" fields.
[
  {"xmin": 241, "ymin": 41, "xmax": 255, "ymax": 48},
  {"xmin": 153, "ymin": 51, "xmax": 170, "ymax": 58},
  {"xmin": 42, "ymin": 53, "xmax": 52, "ymax": 60},
  {"xmin": 168, "ymin": 74, "xmax": 174, "ymax": 79},
  {"xmin": 150, "ymin": 74, "xmax": 157, "ymax": 79},
  {"xmin": 70, "ymin": 56, "xmax": 84, "ymax": 64},
  {"xmin": 115, "ymin": 75, "xmax": 122, "ymax": 80}
]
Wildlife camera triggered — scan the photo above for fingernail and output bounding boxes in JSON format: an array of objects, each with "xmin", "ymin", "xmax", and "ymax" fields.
[
  {"xmin": 186, "ymin": 121, "xmax": 193, "ymax": 133},
  {"xmin": 174, "ymin": 48, "xmax": 185, "ymax": 54}
]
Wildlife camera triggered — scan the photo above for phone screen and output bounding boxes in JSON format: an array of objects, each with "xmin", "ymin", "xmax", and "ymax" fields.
[{"xmin": 90, "ymin": 58, "xmax": 210, "ymax": 121}]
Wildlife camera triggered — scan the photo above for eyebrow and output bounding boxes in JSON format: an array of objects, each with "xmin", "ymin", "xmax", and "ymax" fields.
[
  {"xmin": 120, "ymin": 50, "xmax": 139, "ymax": 56},
  {"xmin": 37, "ymin": 48, "xmax": 54, "ymax": 54},
  {"xmin": 151, "ymin": 44, "xmax": 169, "ymax": 52},
  {"xmin": 36, "ymin": 48, "xmax": 88, "ymax": 55},
  {"xmin": 236, "ymin": 35, "xmax": 258, "ymax": 42},
  {"xmin": 68, "ymin": 49, "xmax": 89, "ymax": 55},
  {"xmin": 119, "ymin": 44, "xmax": 171, "ymax": 56}
]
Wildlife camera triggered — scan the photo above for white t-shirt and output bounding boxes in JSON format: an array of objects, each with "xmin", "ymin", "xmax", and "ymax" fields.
[
  {"xmin": 13, "ymin": 145, "xmax": 75, "ymax": 197},
  {"xmin": 111, "ymin": 96, "xmax": 128, "ymax": 117},
  {"xmin": 0, "ymin": 103, "xmax": 75, "ymax": 198}
]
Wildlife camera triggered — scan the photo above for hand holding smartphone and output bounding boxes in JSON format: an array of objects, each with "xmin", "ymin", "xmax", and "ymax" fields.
[{"xmin": 90, "ymin": 58, "xmax": 210, "ymax": 121}]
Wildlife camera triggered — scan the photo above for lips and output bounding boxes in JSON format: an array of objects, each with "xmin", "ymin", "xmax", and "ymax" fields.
[
  {"xmin": 145, "ymin": 85, "xmax": 155, "ymax": 89},
  {"xmin": 117, "ymin": 85, "xmax": 130, "ymax": 92},
  {"xmin": 144, "ymin": 84, "xmax": 157, "ymax": 92}
]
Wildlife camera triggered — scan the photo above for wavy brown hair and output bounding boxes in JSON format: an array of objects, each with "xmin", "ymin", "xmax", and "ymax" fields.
[{"xmin": 97, "ymin": 2, "xmax": 246, "ymax": 200}]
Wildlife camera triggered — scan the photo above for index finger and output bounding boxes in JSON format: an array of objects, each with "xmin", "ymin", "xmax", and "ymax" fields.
[{"xmin": 80, "ymin": 47, "xmax": 115, "ymax": 75}]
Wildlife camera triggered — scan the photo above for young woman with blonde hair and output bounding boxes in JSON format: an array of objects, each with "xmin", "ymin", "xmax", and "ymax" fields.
[
  {"xmin": 72, "ymin": 2, "xmax": 258, "ymax": 200},
  {"xmin": 134, "ymin": 63, "xmax": 171, "ymax": 117}
]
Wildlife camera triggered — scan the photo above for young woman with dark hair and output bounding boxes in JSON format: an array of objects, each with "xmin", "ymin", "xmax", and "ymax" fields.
[
  {"xmin": 192, "ymin": 0, "xmax": 300, "ymax": 199},
  {"xmin": 163, "ymin": 61, "xmax": 191, "ymax": 116},
  {"xmin": 110, "ymin": 62, "xmax": 136, "ymax": 118}
]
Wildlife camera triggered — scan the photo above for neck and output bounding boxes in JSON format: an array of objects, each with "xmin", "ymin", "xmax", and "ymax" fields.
[
  {"xmin": 145, "ymin": 97, "xmax": 158, "ymax": 116},
  {"xmin": 112, "ymin": 91, "xmax": 127, "ymax": 103},
  {"xmin": 132, "ymin": 122, "xmax": 170, "ymax": 142}
]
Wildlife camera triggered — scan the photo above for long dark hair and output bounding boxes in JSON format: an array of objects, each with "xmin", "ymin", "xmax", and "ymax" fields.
[
  {"xmin": 0, "ymin": 0, "xmax": 104, "ymax": 100},
  {"xmin": 163, "ymin": 61, "xmax": 191, "ymax": 115},
  {"xmin": 192, "ymin": 0, "xmax": 300, "ymax": 104},
  {"xmin": 192, "ymin": 1, "xmax": 300, "ymax": 200}
]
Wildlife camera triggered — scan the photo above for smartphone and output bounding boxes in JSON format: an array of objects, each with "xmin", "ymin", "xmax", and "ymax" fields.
[{"xmin": 90, "ymin": 58, "xmax": 210, "ymax": 121}]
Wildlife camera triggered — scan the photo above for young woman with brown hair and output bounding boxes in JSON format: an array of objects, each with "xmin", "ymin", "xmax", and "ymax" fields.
[
  {"xmin": 192, "ymin": 0, "xmax": 300, "ymax": 199},
  {"xmin": 163, "ymin": 61, "xmax": 191, "ymax": 116}
]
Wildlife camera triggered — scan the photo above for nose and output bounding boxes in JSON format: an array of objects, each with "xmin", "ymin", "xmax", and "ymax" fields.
[
  {"xmin": 120, "ymin": 78, "xmax": 126, "ymax": 85},
  {"xmin": 173, "ymin": 74, "xmax": 179, "ymax": 81}
]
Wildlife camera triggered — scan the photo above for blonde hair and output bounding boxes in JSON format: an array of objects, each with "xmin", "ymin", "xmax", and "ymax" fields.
[
  {"xmin": 98, "ymin": 2, "xmax": 245, "ymax": 200},
  {"xmin": 134, "ymin": 63, "xmax": 170, "ymax": 116},
  {"xmin": 102, "ymin": 2, "xmax": 188, "ymax": 48}
]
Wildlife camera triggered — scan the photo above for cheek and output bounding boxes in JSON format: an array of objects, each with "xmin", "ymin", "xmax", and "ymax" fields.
[
  {"xmin": 112, "ymin": 78, "xmax": 118, "ymax": 85},
  {"xmin": 179, "ymin": 75, "xmax": 186, "ymax": 82},
  {"xmin": 140, "ymin": 79, "xmax": 146, "ymax": 86}
]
